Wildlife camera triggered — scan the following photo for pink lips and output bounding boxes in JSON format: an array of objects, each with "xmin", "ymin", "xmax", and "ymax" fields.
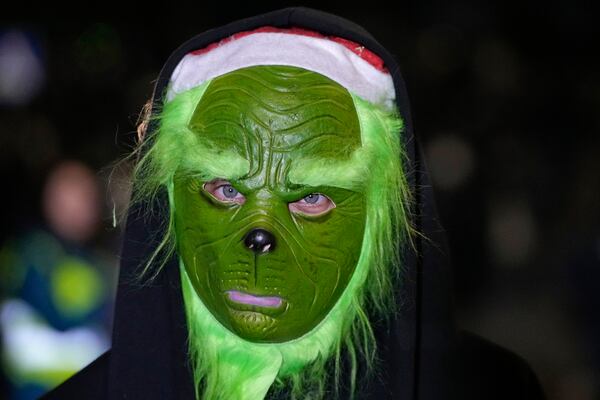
[{"xmin": 226, "ymin": 290, "xmax": 283, "ymax": 308}]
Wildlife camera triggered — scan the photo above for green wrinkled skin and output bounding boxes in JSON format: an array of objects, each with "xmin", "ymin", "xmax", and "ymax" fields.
[{"xmin": 173, "ymin": 66, "xmax": 366, "ymax": 342}]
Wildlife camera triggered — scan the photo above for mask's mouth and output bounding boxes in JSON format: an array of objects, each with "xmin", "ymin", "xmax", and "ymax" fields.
[
  {"xmin": 226, "ymin": 290, "xmax": 283, "ymax": 308},
  {"xmin": 224, "ymin": 290, "xmax": 288, "ymax": 319}
]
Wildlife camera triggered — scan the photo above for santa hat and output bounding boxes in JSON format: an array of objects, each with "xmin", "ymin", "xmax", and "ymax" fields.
[{"xmin": 166, "ymin": 26, "xmax": 396, "ymax": 111}]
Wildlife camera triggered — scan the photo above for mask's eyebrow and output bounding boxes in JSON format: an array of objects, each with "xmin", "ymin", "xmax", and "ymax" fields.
[
  {"xmin": 287, "ymin": 148, "xmax": 371, "ymax": 191},
  {"xmin": 177, "ymin": 136, "xmax": 250, "ymax": 182}
]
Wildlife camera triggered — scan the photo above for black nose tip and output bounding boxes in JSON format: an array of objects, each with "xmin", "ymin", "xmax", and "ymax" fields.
[{"xmin": 243, "ymin": 228, "xmax": 276, "ymax": 254}]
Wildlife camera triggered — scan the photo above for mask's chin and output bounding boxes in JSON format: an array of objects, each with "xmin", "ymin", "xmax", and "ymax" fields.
[
  {"xmin": 191, "ymin": 279, "xmax": 336, "ymax": 344},
  {"xmin": 179, "ymin": 236, "xmax": 370, "ymax": 398}
]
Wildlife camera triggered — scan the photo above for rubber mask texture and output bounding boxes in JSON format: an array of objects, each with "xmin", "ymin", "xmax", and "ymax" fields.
[{"xmin": 173, "ymin": 66, "xmax": 367, "ymax": 342}]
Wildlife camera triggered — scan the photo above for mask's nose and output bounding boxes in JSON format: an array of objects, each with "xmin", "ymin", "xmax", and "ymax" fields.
[{"xmin": 243, "ymin": 228, "xmax": 276, "ymax": 254}]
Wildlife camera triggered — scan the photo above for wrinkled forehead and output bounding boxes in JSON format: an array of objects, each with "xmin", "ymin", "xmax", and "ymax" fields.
[
  {"xmin": 180, "ymin": 65, "xmax": 367, "ymax": 192},
  {"xmin": 188, "ymin": 65, "xmax": 362, "ymax": 162}
]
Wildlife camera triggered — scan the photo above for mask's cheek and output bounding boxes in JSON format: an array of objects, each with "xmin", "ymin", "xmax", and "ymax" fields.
[
  {"xmin": 269, "ymin": 191, "xmax": 366, "ymax": 339},
  {"xmin": 291, "ymin": 190, "xmax": 367, "ymax": 300},
  {"xmin": 175, "ymin": 214, "xmax": 223, "ymax": 318},
  {"xmin": 172, "ymin": 176, "xmax": 237, "ymax": 317}
]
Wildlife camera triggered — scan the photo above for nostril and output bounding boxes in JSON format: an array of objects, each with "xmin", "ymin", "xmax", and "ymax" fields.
[{"xmin": 243, "ymin": 228, "xmax": 276, "ymax": 254}]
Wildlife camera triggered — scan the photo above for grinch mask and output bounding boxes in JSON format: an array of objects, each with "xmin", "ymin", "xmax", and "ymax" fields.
[{"xmin": 172, "ymin": 65, "xmax": 367, "ymax": 342}]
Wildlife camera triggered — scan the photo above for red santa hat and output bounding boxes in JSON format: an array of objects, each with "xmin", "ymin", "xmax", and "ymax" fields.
[{"xmin": 166, "ymin": 26, "xmax": 396, "ymax": 111}]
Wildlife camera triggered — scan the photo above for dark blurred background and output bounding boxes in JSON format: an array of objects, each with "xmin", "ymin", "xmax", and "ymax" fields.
[{"xmin": 1, "ymin": 2, "xmax": 598, "ymax": 399}]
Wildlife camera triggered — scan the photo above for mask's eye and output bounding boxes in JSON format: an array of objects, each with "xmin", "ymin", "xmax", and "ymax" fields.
[
  {"xmin": 203, "ymin": 179, "xmax": 246, "ymax": 205},
  {"xmin": 288, "ymin": 193, "xmax": 336, "ymax": 217}
]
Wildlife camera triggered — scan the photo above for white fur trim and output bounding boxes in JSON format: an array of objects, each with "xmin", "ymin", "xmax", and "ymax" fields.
[{"xmin": 166, "ymin": 32, "xmax": 395, "ymax": 110}]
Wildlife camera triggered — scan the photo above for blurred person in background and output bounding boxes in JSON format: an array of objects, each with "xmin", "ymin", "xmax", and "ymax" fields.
[{"xmin": 0, "ymin": 160, "xmax": 114, "ymax": 400}]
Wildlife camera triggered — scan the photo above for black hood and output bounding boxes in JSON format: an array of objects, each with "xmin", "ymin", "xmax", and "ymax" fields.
[{"xmin": 43, "ymin": 7, "xmax": 545, "ymax": 400}]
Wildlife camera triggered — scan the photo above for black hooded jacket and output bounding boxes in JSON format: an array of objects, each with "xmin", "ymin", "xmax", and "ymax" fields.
[{"xmin": 43, "ymin": 7, "xmax": 545, "ymax": 400}]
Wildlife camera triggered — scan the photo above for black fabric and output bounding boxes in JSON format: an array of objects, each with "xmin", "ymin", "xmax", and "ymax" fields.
[
  {"xmin": 42, "ymin": 7, "xmax": 545, "ymax": 400},
  {"xmin": 42, "ymin": 351, "xmax": 109, "ymax": 400},
  {"xmin": 451, "ymin": 331, "xmax": 546, "ymax": 400}
]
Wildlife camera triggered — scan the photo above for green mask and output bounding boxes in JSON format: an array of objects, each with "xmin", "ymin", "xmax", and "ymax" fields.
[{"xmin": 172, "ymin": 65, "xmax": 367, "ymax": 342}]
